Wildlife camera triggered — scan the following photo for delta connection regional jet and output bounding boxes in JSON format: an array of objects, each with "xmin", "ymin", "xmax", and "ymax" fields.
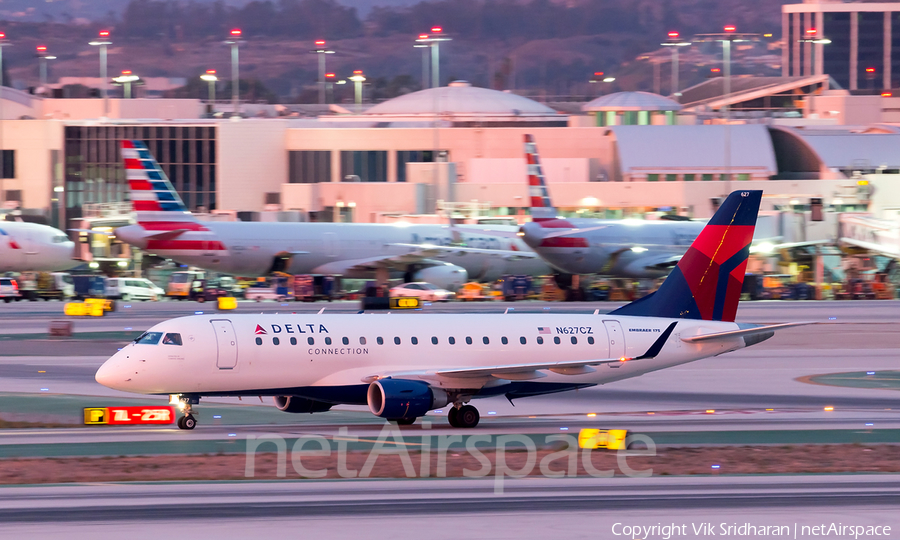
[
  {"xmin": 113, "ymin": 140, "xmax": 550, "ymax": 289},
  {"xmin": 96, "ymin": 190, "xmax": 810, "ymax": 430}
]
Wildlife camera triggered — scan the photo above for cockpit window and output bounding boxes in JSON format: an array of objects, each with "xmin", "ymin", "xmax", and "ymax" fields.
[
  {"xmin": 52, "ymin": 235, "xmax": 69, "ymax": 243},
  {"xmin": 163, "ymin": 333, "xmax": 183, "ymax": 346},
  {"xmin": 135, "ymin": 332, "xmax": 163, "ymax": 345}
]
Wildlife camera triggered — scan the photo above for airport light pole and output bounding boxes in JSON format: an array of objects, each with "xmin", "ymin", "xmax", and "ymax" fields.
[
  {"xmin": 349, "ymin": 70, "xmax": 366, "ymax": 112},
  {"xmin": 661, "ymin": 31, "xmax": 691, "ymax": 101},
  {"xmin": 113, "ymin": 70, "xmax": 139, "ymax": 98},
  {"xmin": 414, "ymin": 34, "xmax": 430, "ymax": 89},
  {"xmin": 797, "ymin": 28, "xmax": 831, "ymax": 77},
  {"xmin": 89, "ymin": 30, "xmax": 112, "ymax": 118},
  {"xmin": 0, "ymin": 31, "xmax": 8, "ymax": 208},
  {"xmin": 35, "ymin": 45, "xmax": 57, "ymax": 92},
  {"xmin": 416, "ymin": 27, "xmax": 451, "ymax": 88},
  {"xmin": 225, "ymin": 29, "xmax": 243, "ymax": 117},
  {"xmin": 324, "ymin": 72, "xmax": 336, "ymax": 104},
  {"xmin": 866, "ymin": 67, "xmax": 876, "ymax": 91},
  {"xmin": 201, "ymin": 69, "xmax": 218, "ymax": 103},
  {"xmin": 310, "ymin": 40, "xmax": 335, "ymax": 105}
]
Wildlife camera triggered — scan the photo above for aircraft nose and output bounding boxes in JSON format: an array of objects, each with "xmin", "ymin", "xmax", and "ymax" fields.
[
  {"xmin": 95, "ymin": 356, "xmax": 128, "ymax": 390},
  {"xmin": 518, "ymin": 222, "xmax": 544, "ymax": 248}
]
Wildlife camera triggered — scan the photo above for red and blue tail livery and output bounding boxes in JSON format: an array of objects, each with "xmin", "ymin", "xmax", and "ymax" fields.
[
  {"xmin": 611, "ymin": 190, "xmax": 762, "ymax": 322},
  {"xmin": 524, "ymin": 134, "xmax": 556, "ymax": 222},
  {"xmin": 122, "ymin": 140, "xmax": 188, "ymax": 214}
]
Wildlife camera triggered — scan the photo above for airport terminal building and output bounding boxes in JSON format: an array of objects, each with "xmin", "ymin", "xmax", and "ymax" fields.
[{"xmin": 0, "ymin": 80, "xmax": 895, "ymax": 236}]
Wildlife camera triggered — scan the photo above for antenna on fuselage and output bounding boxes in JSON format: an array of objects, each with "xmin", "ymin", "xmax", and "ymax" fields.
[{"xmin": 317, "ymin": 308, "xmax": 325, "ymax": 314}]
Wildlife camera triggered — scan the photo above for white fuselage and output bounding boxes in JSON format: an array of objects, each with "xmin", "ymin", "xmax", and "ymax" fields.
[
  {"xmin": 116, "ymin": 221, "xmax": 551, "ymax": 281},
  {"xmin": 96, "ymin": 313, "xmax": 747, "ymax": 401},
  {"xmin": 0, "ymin": 221, "xmax": 77, "ymax": 273},
  {"xmin": 520, "ymin": 218, "xmax": 705, "ymax": 278}
]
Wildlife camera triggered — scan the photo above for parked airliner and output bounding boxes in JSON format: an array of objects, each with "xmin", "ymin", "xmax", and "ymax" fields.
[
  {"xmin": 0, "ymin": 220, "xmax": 77, "ymax": 272},
  {"xmin": 113, "ymin": 141, "xmax": 550, "ymax": 289},
  {"xmin": 464, "ymin": 135, "xmax": 789, "ymax": 280},
  {"xmin": 96, "ymin": 190, "xmax": 809, "ymax": 429}
]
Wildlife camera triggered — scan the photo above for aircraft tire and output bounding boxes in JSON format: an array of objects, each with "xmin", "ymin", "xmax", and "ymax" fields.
[
  {"xmin": 447, "ymin": 407, "xmax": 459, "ymax": 427},
  {"xmin": 456, "ymin": 405, "xmax": 479, "ymax": 428},
  {"xmin": 394, "ymin": 417, "xmax": 416, "ymax": 426},
  {"xmin": 177, "ymin": 416, "xmax": 185, "ymax": 429},
  {"xmin": 181, "ymin": 415, "xmax": 196, "ymax": 430}
]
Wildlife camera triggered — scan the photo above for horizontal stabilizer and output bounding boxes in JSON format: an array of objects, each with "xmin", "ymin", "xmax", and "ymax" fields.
[{"xmin": 681, "ymin": 322, "xmax": 814, "ymax": 343}]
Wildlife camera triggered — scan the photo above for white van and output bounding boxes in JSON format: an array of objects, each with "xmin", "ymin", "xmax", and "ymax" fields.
[{"xmin": 107, "ymin": 278, "xmax": 165, "ymax": 301}]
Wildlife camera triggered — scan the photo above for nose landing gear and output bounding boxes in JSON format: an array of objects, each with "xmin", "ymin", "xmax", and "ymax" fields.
[{"xmin": 172, "ymin": 394, "xmax": 199, "ymax": 430}]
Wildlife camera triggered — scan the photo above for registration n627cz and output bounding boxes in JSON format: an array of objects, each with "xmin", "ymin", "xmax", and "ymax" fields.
[{"xmin": 555, "ymin": 326, "xmax": 593, "ymax": 335}]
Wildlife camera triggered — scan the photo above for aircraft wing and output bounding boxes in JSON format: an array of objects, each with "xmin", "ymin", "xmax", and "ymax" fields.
[
  {"xmin": 387, "ymin": 243, "xmax": 541, "ymax": 260},
  {"xmin": 313, "ymin": 250, "xmax": 483, "ymax": 274},
  {"xmin": 839, "ymin": 237, "xmax": 900, "ymax": 258},
  {"xmin": 680, "ymin": 322, "xmax": 815, "ymax": 343}
]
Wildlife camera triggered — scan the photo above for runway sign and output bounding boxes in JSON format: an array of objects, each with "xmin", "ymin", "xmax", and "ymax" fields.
[
  {"xmin": 578, "ymin": 428, "xmax": 628, "ymax": 450},
  {"xmin": 83, "ymin": 406, "xmax": 176, "ymax": 425}
]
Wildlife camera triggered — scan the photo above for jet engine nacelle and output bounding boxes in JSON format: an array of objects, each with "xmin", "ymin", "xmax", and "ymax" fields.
[
  {"xmin": 273, "ymin": 395, "xmax": 333, "ymax": 414},
  {"xmin": 412, "ymin": 263, "xmax": 467, "ymax": 291},
  {"xmin": 367, "ymin": 379, "xmax": 449, "ymax": 419},
  {"xmin": 517, "ymin": 221, "xmax": 545, "ymax": 249}
]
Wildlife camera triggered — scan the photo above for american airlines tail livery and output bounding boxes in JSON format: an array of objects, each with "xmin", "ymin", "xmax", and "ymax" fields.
[
  {"xmin": 114, "ymin": 140, "xmax": 549, "ymax": 288},
  {"xmin": 96, "ymin": 189, "xmax": 810, "ymax": 430}
]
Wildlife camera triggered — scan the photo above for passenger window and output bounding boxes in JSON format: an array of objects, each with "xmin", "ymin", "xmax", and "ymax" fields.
[
  {"xmin": 571, "ymin": 336, "xmax": 577, "ymax": 345},
  {"xmin": 135, "ymin": 332, "xmax": 163, "ymax": 345},
  {"xmin": 394, "ymin": 337, "xmax": 401, "ymax": 345},
  {"xmin": 431, "ymin": 337, "xmax": 438, "ymax": 345},
  {"xmin": 588, "ymin": 336, "xmax": 595, "ymax": 345},
  {"xmin": 520, "ymin": 337, "xmax": 526, "ymax": 345},
  {"xmin": 411, "ymin": 337, "xmax": 419, "ymax": 345},
  {"xmin": 377, "ymin": 337, "xmax": 384, "ymax": 345},
  {"xmin": 273, "ymin": 337, "xmax": 280, "ymax": 345},
  {"xmin": 537, "ymin": 336, "xmax": 544, "ymax": 345},
  {"xmin": 255, "ymin": 337, "xmax": 262, "ymax": 345},
  {"xmin": 501, "ymin": 337, "xmax": 508, "ymax": 345},
  {"xmin": 554, "ymin": 337, "xmax": 561, "ymax": 344},
  {"xmin": 308, "ymin": 337, "xmax": 314, "ymax": 345},
  {"xmin": 466, "ymin": 337, "xmax": 473, "ymax": 345},
  {"xmin": 449, "ymin": 337, "xmax": 456, "ymax": 345},
  {"xmin": 342, "ymin": 337, "xmax": 349, "ymax": 345},
  {"xmin": 325, "ymin": 337, "xmax": 332, "ymax": 345},
  {"xmin": 360, "ymin": 337, "xmax": 367, "ymax": 345},
  {"xmin": 290, "ymin": 337, "xmax": 297, "ymax": 345},
  {"xmin": 162, "ymin": 333, "xmax": 182, "ymax": 345},
  {"xmin": 483, "ymin": 337, "xmax": 490, "ymax": 345}
]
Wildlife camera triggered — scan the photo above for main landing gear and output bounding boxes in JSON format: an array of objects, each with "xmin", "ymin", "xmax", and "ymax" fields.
[
  {"xmin": 173, "ymin": 394, "xmax": 199, "ymax": 430},
  {"xmin": 448, "ymin": 404, "xmax": 480, "ymax": 428}
]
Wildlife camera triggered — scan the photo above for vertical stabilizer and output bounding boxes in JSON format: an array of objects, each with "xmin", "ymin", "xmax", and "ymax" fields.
[
  {"xmin": 524, "ymin": 134, "xmax": 557, "ymax": 222},
  {"xmin": 610, "ymin": 190, "xmax": 762, "ymax": 322},
  {"xmin": 121, "ymin": 140, "xmax": 197, "ymax": 225}
]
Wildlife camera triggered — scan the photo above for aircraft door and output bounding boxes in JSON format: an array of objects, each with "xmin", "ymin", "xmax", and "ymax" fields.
[
  {"xmin": 603, "ymin": 320, "xmax": 625, "ymax": 358},
  {"xmin": 211, "ymin": 319, "xmax": 238, "ymax": 369}
]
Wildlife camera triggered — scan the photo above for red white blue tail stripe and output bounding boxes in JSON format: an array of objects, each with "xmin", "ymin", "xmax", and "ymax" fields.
[
  {"xmin": 122, "ymin": 140, "xmax": 188, "ymax": 214},
  {"xmin": 525, "ymin": 134, "xmax": 556, "ymax": 222},
  {"xmin": 121, "ymin": 140, "xmax": 225, "ymax": 254}
]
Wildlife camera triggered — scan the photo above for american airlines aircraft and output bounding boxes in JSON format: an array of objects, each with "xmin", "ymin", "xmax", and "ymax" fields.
[
  {"xmin": 95, "ymin": 190, "xmax": 808, "ymax": 430},
  {"xmin": 113, "ymin": 141, "xmax": 550, "ymax": 289},
  {"xmin": 0, "ymin": 221, "xmax": 77, "ymax": 272}
]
